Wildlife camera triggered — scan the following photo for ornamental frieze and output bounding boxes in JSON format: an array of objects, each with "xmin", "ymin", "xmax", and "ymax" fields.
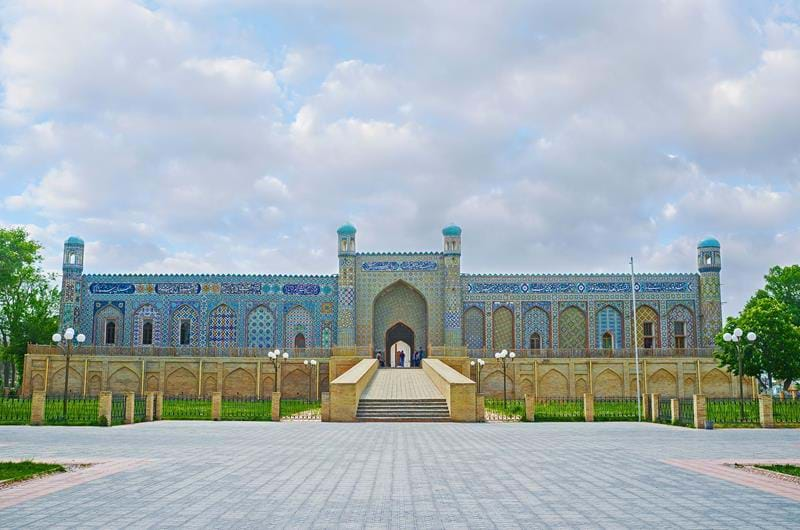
[{"xmin": 361, "ymin": 261, "xmax": 438, "ymax": 272}]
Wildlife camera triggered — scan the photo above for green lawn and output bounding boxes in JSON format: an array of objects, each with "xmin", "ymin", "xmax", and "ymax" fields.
[
  {"xmin": 221, "ymin": 400, "xmax": 272, "ymax": 421},
  {"xmin": 754, "ymin": 464, "xmax": 800, "ymax": 477},
  {"xmin": 534, "ymin": 399, "xmax": 584, "ymax": 422},
  {"xmin": 162, "ymin": 398, "xmax": 212, "ymax": 420},
  {"xmin": 0, "ymin": 461, "xmax": 65, "ymax": 483},
  {"xmin": 44, "ymin": 398, "xmax": 99, "ymax": 425},
  {"xmin": 594, "ymin": 400, "xmax": 639, "ymax": 421},
  {"xmin": 280, "ymin": 399, "xmax": 321, "ymax": 418},
  {"xmin": 484, "ymin": 399, "xmax": 525, "ymax": 420}
]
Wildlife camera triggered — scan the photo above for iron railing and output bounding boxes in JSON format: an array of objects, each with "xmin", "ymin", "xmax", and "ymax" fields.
[
  {"xmin": 221, "ymin": 397, "xmax": 272, "ymax": 421},
  {"xmin": 468, "ymin": 347, "xmax": 714, "ymax": 359},
  {"xmin": 133, "ymin": 396, "xmax": 147, "ymax": 422},
  {"xmin": 595, "ymin": 397, "xmax": 639, "ymax": 421},
  {"xmin": 0, "ymin": 397, "xmax": 31, "ymax": 424},
  {"xmin": 162, "ymin": 396, "xmax": 212, "ymax": 420},
  {"xmin": 28, "ymin": 344, "xmax": 331, "ymax": 358},
  {"xmin": 774, "ymin": 399, "xmax": 800, "ymax": 424},
  {"xmin": 534, "ymin": 397, "xmax": 584, "ymax": 421},
  {"xmin": 111, "ymin": 395, "xmax": 126, "ymax": 425},
  {"xmin": 656, "ymin": 399, "xmax": 672, "ymax": 423},
  {"xmin": 706, "ymin": 398, "xmax": 759, "ymax": 425},
  {"xmin": 484, "ymin": 398, "xmax": 525, "ymax": 421},
  {"xmin": 45, "ymin": 395, "xmax": 99, "ymax": 425},
  {"xmin": 280, "ymin": 399, "xmax": 321, "ymax": 420}
]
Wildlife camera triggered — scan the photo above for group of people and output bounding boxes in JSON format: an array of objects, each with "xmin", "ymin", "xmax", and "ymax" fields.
[{"xmin": 375, "ymin": 348, "xmax": 426, "ymax": 368}]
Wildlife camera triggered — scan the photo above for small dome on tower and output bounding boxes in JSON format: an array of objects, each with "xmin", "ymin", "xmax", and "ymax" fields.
[
  {"xmin": 65, "ymin": 236, "xmax": 84, "ymax": 245},
  {"xmin": 336, "ymin": 223, "xmax": 357, "ymax": 235},
  {"xmin": 442, "ymin": 224, "xmax": 462, "ymax": 237},
  {"xmin": 698, "ymin": 237, "xmax": 720, "ymax": 249}
]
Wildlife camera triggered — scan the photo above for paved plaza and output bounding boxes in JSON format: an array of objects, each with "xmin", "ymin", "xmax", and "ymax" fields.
[{"xmin": 1, "ymin": 422, "xmax": 799, "ymax": 529}]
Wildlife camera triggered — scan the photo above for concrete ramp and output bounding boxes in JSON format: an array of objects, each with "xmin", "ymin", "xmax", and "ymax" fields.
[{"xmin": 357, "ymin": 369, "xmax": 449, "ymax": 421}]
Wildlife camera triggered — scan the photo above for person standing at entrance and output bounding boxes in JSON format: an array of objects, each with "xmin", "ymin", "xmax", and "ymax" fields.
[
  {"xmin": 399, "ymin": 350, "xmax": 406, "ymax": 368},
  {"xmin": 413, "ymin": 350, "xmax": 420, "ymax": 367}
]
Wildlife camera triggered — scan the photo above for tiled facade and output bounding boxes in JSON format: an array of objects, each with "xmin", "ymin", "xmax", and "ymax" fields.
[{"xmin": 57, "ymin": 228, "xmax": 723, "ymax": 353}]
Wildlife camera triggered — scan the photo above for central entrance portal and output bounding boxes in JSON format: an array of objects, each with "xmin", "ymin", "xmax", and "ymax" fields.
[{"xmin": 386, "ymin": 322, "xmax": 414, "ymax": 368}]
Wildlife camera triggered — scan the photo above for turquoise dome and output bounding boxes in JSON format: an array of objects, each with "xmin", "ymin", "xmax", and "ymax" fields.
[
  {"xmin": 65, "ymin": 236, "xmax": 84, "ymax": 245},
  {"xmin": 698, "ymin": 237, "xmax": 720, "ymax": 248},
  {"xmin": 442, "ymin": 224, "xmax": 462, "ymax": 237},
  {"xmin": 336, "ymin": 223, "xmax": 357, "ymax": 235}
]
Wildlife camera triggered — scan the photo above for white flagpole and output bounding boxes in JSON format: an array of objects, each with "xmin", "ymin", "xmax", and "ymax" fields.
[{"xmin": 630, "ymin": 256, "xmax": 642, "ymax": 422}]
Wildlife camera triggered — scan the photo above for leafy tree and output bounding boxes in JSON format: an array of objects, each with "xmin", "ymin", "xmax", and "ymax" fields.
[
  {"xmin": 0, "ymin": 228, "xmax": 60, "ymax": 385},
  {"xmin": 762, "ymin": 265, "xmax": 800, "ymax": 326},
  {"xmin": 715, "ymin": 297, "xmax": 800, "ymax": 391}
]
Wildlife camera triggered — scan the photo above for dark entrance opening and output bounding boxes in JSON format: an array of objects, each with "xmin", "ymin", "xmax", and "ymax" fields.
[{"xmin": 385, "ymin": 322, "xmax": 414, "ymax": 368}]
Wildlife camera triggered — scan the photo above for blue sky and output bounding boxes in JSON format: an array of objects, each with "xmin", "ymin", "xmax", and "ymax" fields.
[{"xmin": 1, "ymin": 0, "xmax": 799, "ymax": 316}]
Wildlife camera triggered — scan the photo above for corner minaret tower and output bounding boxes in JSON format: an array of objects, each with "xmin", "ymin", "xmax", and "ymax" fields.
[
  {"xmin": 442, "ymin": 224, "xmax": 463, "ymax": 352},
  {"xmin": 60, "ymin": 236, "xmax": 85, "ymax": 333},
  {"xmin": 697, "ymin": 237, "xmax": 722, "ymax": 347},
  {"xmin": 336, "ymin": 223, "xmax": 357, "ymax": 350}
]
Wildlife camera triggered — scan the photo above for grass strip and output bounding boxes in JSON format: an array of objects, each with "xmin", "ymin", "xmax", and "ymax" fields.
[
  {"xmin": 754, "ymin": 464, "xmax": 800, "ymax": 477},
  {"xmin": 0, "ymin": 461, "xmax": 65, "ymax": 484}
]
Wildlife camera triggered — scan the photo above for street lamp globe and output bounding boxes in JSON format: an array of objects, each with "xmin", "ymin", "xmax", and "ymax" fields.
[
  {"xmin": 478, "ymin": 359, "xmax": 485, "ymax": 366},
  {"xmin": 52, "ymin": 333, "xmax": 62, "ymax": 343},
  {"xmin": 310, "ymin": 359, "xmax": 317, "ymax": 366},
  {"xmin": 282, "ymin": 352, "xmax": 289, "ymax": 359},
  {"xmin": 470, "ymin": 360, "xmax": 476, "ymax": 366},
  {"xmin": 494, "ymin": 352, "xmax": 500, "ymax": 359},
  {"xmin": 734, "ymin": 328, "xmax": 743, "ymax": 337},
  {"xmin": 723, "ymin": 332, "xmax": 732, "ymax": 342},
  {"xmin": 304, "ymin": 360, "xmax": 309, "ymax": 366},
  {"xmin": 64, "ymin": 328, "xmax": 75, "ymax": 340},
  {"xmin": 747, "ymin": 332, "xmax": 756, "ymax": 342},
  {"xmin": 76, "ymin": 334, "xmax": 86, "ymax": 343},
  {"xmin": 509, "ymin": 352, "xmax": 516, "ymax": 359}
]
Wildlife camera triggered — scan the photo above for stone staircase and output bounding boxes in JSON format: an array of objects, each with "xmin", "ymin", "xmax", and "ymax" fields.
[
  {"xmin": 356, "ymin": 398, "xmax": 450, "ymax": 422},
  {"xmin": 355, "ymin": 368, "xmax": 450, "ymax": 422}
]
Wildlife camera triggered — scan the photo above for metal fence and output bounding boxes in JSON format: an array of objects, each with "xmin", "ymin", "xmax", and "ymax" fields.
[
  {"xmin": 656, "ymin": 399, "xmax": 672, "ymax": 423},
  {"xmin": 110, "ymin": 395, "xmax": 126, "ymax": 425},
  {"xmin": 774, "ymin": 399, "xmax": 800, "ymax": 424},
  {"xmin": 678, "ymin": 399, "xmax": 694, "ymax": 426},
  {"xmin": 280, "ymin": 399, "xmax": 321, "ymax": 420},
  {"xmin": 221, "ymin": 397, "xmax": 272, "ymax": 421},
  {"xmin": 45, "ymin": 395, "xmax": 99, "ymax": 425},
  {"xmin": 134, "ymin": 396, "xmax": 147, "ymax": 422},
  {"xmin": 0, "ymin": 397, "xmax": 31, "ymax": 424},
  {"xmin": 28, "ymin": 344, "xmax": 331, "ymax": 358},
  {"xmin": 706, "ymin": 398, "xmax": 760, "ymax": 425},
  {"xmin": 162, "ymin": 396, "xmax": 212, "ymax": 420},
  {"xmin": 467, "ymin": 347, "xmax": 714, "ymax": 359},
  {"xmin": 595, "ymin": 397, "xmax": 639, "ymax": 421},
  {"xmin": 534, "ymin": 398, "xmax": 584, "ymax": 421},
  {"xmin": 484, "ymin": 398, "xmax": 525, "ymax": 421}
]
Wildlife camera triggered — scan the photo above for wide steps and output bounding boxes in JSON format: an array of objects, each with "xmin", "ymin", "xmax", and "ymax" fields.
[{"xmin": 356, "ymin": 398, "xmax": 450, "ymax": 422}]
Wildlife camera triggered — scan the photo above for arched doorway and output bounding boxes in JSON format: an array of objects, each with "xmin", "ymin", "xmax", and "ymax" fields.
[
  {"xmin": 386, "ymin": 322, "xmax": 414, "ymax": 368},
  {"xmin": 372, "ymin": 280, "xmax": 428, "ymax": 359}
]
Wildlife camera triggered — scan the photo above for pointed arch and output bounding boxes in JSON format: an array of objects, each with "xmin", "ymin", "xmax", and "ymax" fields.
[
  {"xmin": 165, "ymin": 366, "xmax": 197, "ymax": 396},
  {"xmin": 649, "ymin": 368, "xmax": 677, "ymax": 397},
  {"xmin": 109, "ymin": 366, "xmax": 140, "ymax": 393},
  {"xmin": 667, "ymin": 304, "xmax": 695, "ymax": 349},
  {"xmin": 594, "ymin": 368, "xmax": 623, "ymax": 397},
  {"xmin": 524, "ymin": 306, "xmax": 550, "ymax": 349},
  {"xmin": 171, "ymin": 304, "xmax": 199, "ymax": 347},
  {"xmin": 246, "ymin": 305, "xmax": 275, "ymax": 348},
  {"xmin": 285, "ymin": 305, "xmax": 313, "ymax": 349},
  {"xmin": 208, "ymin": 304, "xmax": 237, "ymax": 347},
  {"xmin": 94, "ymin": 304, "xmax": 124, "ymax": 345},
  {"xmin": 492, "ymin": 306, "xmax": 514, "ymax": 351},
  {"xmin": 372, "ymin": 280, "xmax": 428, "ymax": 353},
  {"xmin": 636, "ymin": 304, "xmax": 659, "ymax": 349},
  {"xmin": 133, "ymin": 304, "xmax": 161, "ymax": 346},
  {"xmin": 596, "ymin": 305, "xmax": 622, "ymax": 349},
  {"xmin": 539, "ymin": 369, "xmax": 569, "ymax": 397},
  {"xmin": 223, "ymin": 367, "xmax": 256, "ymax": 397},
  {"xmin": 463, "ymin": 306, "xmax": 485, "ymax": 349},
  {"xmin": 559, "ymin": 307, "xmax": 587, "ymax": 350}
]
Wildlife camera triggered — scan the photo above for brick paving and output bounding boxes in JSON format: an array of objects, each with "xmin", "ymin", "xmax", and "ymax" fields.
[
  {"xmin": 361, "ymin": 368, "xmax": 443, "ymax": 400},
  {"xmin": 0, "ymin": 422, "xmax": 799, "ymax": 528}
]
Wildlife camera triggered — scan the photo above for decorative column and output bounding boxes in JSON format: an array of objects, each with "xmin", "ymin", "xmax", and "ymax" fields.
[
  {"xmin": 335, "ymin": 224, "xmax": 357, "ymax": 354},
  {"xmin": 59, "ymin": 237, "xmax": 85, "ymax": 334},
  {"xmin": 442, "ymin": 225, "xmax": 464, "ymax": 354},
  {"xmin": 697, "ymin": 238, "xmax": 723, "ymax": 347}
]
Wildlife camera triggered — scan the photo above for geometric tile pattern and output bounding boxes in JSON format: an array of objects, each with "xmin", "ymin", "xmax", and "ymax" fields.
[
  {"xmin": 492, "ymin": 306, "xmax": 514, "ymax": 351},
  {"xmin": 93, "ymin": 304, "xmax": 124, "ymax": 345},
  {"xmin": 636, "ymin": 304, "xmax": 659, "ymax": 348},
  {"xmin": 285, "ymin": 305, "xmax": 313, "ymax": 349},
  {"xmin": 372, "ymin": 281, "xmax": 428, "ymax": 354},
  {"xmin": 208, "ymin": 304, "xmax": 237, "ymax": 347},
  {"xmin": 133, "ymin": 304, "xmax": 161, "ymax": 346},
  {"xmin": 523, "ymin": 307, "xmax": 550, "ymax": 349},
  {"xmin": 171, "ymin": 304, "xmax": 200, "ymax": 347},
  {"xmin": 667, "ymin": 304, "xmax": 695, "ymax": 349},
  {"xmin": 463, "ymin": 306, "xmax": 485, "ymax": 349},
  {"xmin": 596, "ymin": 305, "xmax": 622, "ymax": 349},
  {"xmin": 246, "ymin": 305, "xmax": 275, "ymax": 348},
  {"xmin": 559, "ymin": 307, "xmax": 587, "ymax": 349}
]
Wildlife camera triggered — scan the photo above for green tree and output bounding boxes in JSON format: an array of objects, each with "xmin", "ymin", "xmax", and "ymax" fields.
[
  {"xmin": 762, "ymin": 265, "xmax": 800, "ymax": 326},
  {"xmin": 0, "ymin": 228, "xmax": 60, "ymax": 385},
  {"xmin": 715, "ymin": 297, "xmax": 800, "ymax": 391}
]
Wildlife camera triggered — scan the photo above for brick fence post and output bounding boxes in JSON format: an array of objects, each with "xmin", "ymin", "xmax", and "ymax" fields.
[
  {"xmin": 211, "ymin": 392, "xmax": 222, "ymax": 421},
  {"xmin": 145, "ymin": 392, "xmax": 155, "ymax": 422},
  {"xmin": 124, "ymin": 392, "xmax": 135, "ymax": 424},
  {"xmin": 524, "ymin": 394, "xmax": 535, "ymax": 422},
  {"xmin": 272, "ymin": 392, "xmax": 281, "ymax": 422},
  {"xmin": 320, "ymin": 392, "xmax": 330, "ymax": 422},
  {"xmin": 759, "ymin": 394, "xmax": 774, "ymax": 428},
  {"xmin": 155, "ymin": 392, "xmax": 163, "ymax": 420},
  {"xmin": 650, "ymin": 393, "xmax": 660, "ymax": 421},
  {"xmin": 670, "ymin": 398, "xmax": 680, "ymax": 425},
  {"xmin": 98, "ymin": 391, "xmax": 112, "ymax": 426},
  {"xmin": 476, "ymin": 394, "xmax": 485, "ymax": 422},
  {"xmin": 791, "ymin": 390, "xmax": 797, "ymax": 400},
  {"xmin": 693, "ymin": 394, "xmax": 707, "ymax": 429},
  {"xmin": 30, "ymin": 390, "xmax": 46, "ymax": 426},
  {"xmin": 583, "ymin": 393, "xmax": 594, "ymax": 422},
  {"xmin": 641, "ymin": 393, "xmax": 650, "ymax": 421}
]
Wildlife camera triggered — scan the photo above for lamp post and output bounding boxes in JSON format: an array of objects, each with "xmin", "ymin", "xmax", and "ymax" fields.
[
  {"xmin": 470, "ymin": 358, "xmax": 486, "ymax": 394},
  {"xmin": 52, "ymin": 328, "xmax": 86, "ymax": 421},
  {"xmin": 267, "ymin": 349, "xmax": 289, "ymax": 393},
  {"xmin": 304, "ymin": 359, "xmax": 318, "ymax": 400},
  {"xmin": 723, "ymin": 328, "xmax": 756, "ymax": 421},
  {"xmin": 494, "ymin": 349, "xmax": 515, "ymax": 408}
]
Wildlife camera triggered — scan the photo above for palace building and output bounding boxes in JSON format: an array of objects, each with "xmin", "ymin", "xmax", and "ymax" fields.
[{"xmin": 56, "ymin": 225, "xmax": 723, "ymax": 360}]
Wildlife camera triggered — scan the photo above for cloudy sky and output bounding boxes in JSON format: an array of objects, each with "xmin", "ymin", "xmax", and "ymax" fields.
[{"xmin": 1, "ymin": 0, "xmax": 799, "ymax": 316}]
